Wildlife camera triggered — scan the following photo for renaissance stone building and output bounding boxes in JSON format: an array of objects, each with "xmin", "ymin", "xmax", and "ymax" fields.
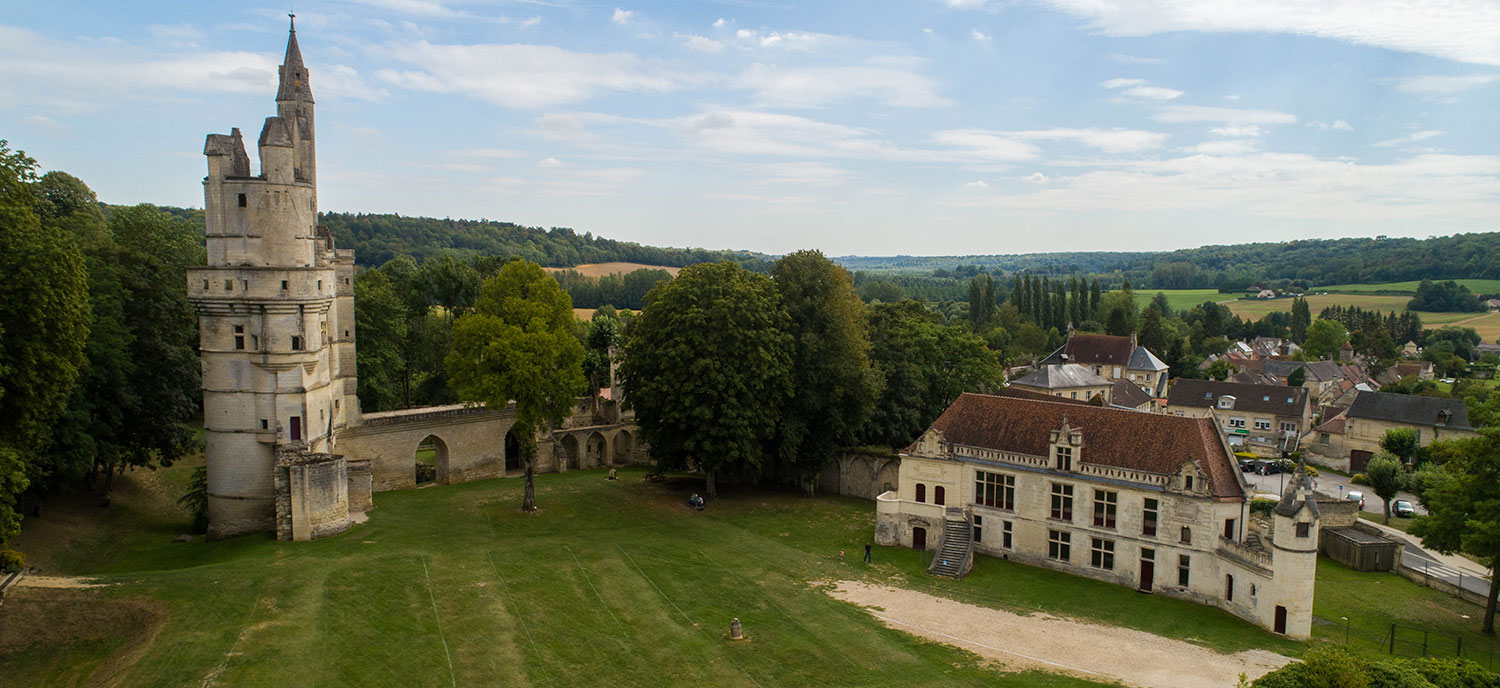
[
  {"xmin": 876, "ymin": 393, "xmax": 1320, "ymax": 638},
  {"xmin": 189, "ymin": 23, "xmax": 640, "ymax": 541}
]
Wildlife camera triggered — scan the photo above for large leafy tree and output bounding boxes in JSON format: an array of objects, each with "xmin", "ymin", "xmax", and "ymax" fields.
[
  {"xmin": 858, "ymin": 300, "xmax": 1003, "ymax": 448},
  {"xmin": 771, "ymin": 250, "xmax": 880, "ymax": 489},
  {"xmin": 619, "ymin": 262, "xmax": 792, "ymax": 498},
  {"xmin": 1138, "ymin": 303, "xmax": 1167, "ymax": 355},
  {"xmin": 447, "ymin": 260, "xmax": 585, "ymax": 512},
  {"xmin": 1380, "ymin": 428, "xmax": 1422, "ymax": 465},
  {"xmin": 1303, "ymin": 319, "xmax": 1349, "ymax": 359},
  {"xmin": 1364, "ymin": 455, "xmax": 1403, "ymax": 525},
  {"xmin": 353, "ymin": 269, "xmax": 409, "ymax": 413},
  {"xmin": 0, "ymin": 142, "xmax": 90, "ymax": 541},
  {"xmin": 1408, "ymin": 428, "xmax": 1500, "ymax": 633}
]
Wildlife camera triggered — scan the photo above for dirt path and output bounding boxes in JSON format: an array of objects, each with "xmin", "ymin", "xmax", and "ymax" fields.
[
  {"xmin": 15, "ymin": 575, "xmax": 109, "ymax": 589},
  {"xmin": 829, "ymin": 580, "xmax": 1291, "ymax": 688}
]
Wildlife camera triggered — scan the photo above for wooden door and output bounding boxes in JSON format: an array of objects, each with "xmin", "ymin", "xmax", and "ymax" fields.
[
  {"xmin": 935, "ymin": 486, "xmax": 946, "ymax": 506},
  {"xmin": 1274, "ymin": 605, "xmax": 1287, "ymax": 634},
  {"xmin": 290, "ymin": 416, "xmax": 302, "ymax": 442},
  {"xmin": 1138, "ymin": 560, "xmax": 1154, "ymax": 592},
  {"xmin": 1225, "ymin": 574, "xmax": 1234, "ymax": 602},
  {"xmin": 913, "ymin": 527, "xmax": 927, "ymax": 550},
  {"xmin": 1351, "ymin": 449, "xmax": 1373, "ymax": 473}
]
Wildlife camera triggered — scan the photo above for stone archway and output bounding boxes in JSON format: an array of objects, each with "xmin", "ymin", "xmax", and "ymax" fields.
[
  {"xmin": 504, "ymin": 430, "xmax": 521, "ymax": 473},
  {"xmin": 560, "ymin": 434, "xmax": 581, "ymax": 471},
  {"xmin": 586, "ymin": 431, "xmax": 608, "ymax": 468},
  {"xmin": 612, "ymin": 430, "xmax": 633, "ymax": 465},
  {"xmin": 414, "ymin": 435, "xmax": 449, "ymax": 485}
]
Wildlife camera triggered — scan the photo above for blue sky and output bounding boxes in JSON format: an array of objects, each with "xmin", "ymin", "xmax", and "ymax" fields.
[{"xmin": 4, "ymin": 1, "xmax": 1499, "ymax": 256}]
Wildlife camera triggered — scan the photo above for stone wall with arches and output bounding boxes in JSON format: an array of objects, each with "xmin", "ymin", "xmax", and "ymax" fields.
[
  {"xmin": 335, "ymin": 398, "xmax": 644, "ymax": 493},
  {"xmin": 817, "ymin": 453, "xmax": 902, "ymax": 500}
]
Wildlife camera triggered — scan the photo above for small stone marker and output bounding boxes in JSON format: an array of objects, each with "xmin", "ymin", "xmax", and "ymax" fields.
[
  {"xmin": 730, "ymin": 617, "xmax": 744, "ymax": 640},
  {"xmin": 608, "ymin": 468, "xmax": 617, "ymax": 480}
]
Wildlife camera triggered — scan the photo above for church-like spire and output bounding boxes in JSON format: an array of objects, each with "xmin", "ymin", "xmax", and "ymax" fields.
[{"xmin": 277, "ymin": 14, "xmax": 313, "ymax": 102}]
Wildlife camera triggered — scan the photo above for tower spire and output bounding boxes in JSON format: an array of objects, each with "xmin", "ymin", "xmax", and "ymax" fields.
[{"xmin": 277, "ymin": 14, "xmax": 312, "ymax": 102}]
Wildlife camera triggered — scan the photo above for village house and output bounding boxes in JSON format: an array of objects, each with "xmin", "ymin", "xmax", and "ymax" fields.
[
  {"xmin": 1165, "ymin": 380, "xmax": 1312, "ymax": 456},
  {"xmin": 1040, "ymin": 333, "xmax": 1170, "ymax": 397},
  {"xmin": 1008, "ymin": 364, "xmax": 1113, "ymax": 403},
  {"xmin": 876, "ymin": 393, "xmax": 1320, "ymax": 639},
  {"xmin": 1305, "ymin": 391, "xmax": 1477, "ymax": 472},
  {"xmin": 1109, "ymin": 379, "xmax": 1156, "ymax": 412}
]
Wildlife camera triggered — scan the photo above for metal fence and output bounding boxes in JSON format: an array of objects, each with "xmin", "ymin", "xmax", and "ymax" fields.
[{"xmin": 1314, "ymin": 615, "xmax": 1498, "ymax": 671}]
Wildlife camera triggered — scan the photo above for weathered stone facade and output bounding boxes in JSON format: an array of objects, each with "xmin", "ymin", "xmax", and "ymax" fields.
[
  {"xmin": 877, "ymin": 393, "xmax": 1321, "ymax": 639},
  {"xmin": 188, "ymin": 24, "xmax": 643, "ymax": 541}
]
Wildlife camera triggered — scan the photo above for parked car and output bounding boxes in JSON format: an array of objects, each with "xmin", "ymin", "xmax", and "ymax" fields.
[
  {"xmin": 1346, "ymin": 490, "xmax": 1366, "ymax": 510},
  {"xmin": 1258, "ymin": 461, "xmax": 1283, "ymax": 475},
  {"xmin": 1392, "ymin": 500, "xmax": 1416, "ymax": 518},
  {"xmin": 1240, "ymin": 460, "xmax": 1261, "ymax": 473}
]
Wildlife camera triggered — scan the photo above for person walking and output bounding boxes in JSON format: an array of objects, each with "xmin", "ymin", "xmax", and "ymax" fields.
[{"xmin": 864, "ymin": 543, "xmax": 872, "ymax": 563}]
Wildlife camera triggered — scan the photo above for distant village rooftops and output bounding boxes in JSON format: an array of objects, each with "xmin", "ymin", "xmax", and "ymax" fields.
[
  {"xmin": 1109, "ymin": 378, "xmax": 1154, "ymax": 410},
  {"xmin": 923, "ymin": 393, "xmax": 1242, "ymax": 498},
  {"xmin": 1167, "ymin": 379, "xmax": 1309, "ymax": 415},
  {"xmin": 1347, "ymin": 391, "xmax": 1473, "ymax": 431},
  {"xmin": 1042, "ymin": 333, "xmax": 1137, "ymax": 367}
]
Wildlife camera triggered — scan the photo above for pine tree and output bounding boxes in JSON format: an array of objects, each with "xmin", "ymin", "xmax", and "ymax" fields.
[{"xmin": 1089, "ymin": 278, "xmax": 1101, "ymax": 318}]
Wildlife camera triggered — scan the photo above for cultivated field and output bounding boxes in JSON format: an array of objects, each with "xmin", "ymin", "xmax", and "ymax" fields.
[
  {"xmin": 5, "ymin": 461, "xmax": 1496, "ymax": 686},
  {"xmin": 1135, "ymin": 288, "xmax": 1500, "ymax": 341},
  {"xmin": 543, "ymin": 262, "xmax": 682, "ymax": 278},
  {"xmin": 1316, "ymin": 279, "xmax": 1500, "ymax": 294},
  {"xmin": 1131, "ymin": 289, "xmax": 1226, "ymax": 312}
]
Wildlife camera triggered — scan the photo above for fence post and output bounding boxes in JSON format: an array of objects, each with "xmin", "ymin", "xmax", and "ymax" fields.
[
  {"xmin": 1423, "ymin": 629, "xmax": 1429, "ymax": 657},
  {"xmin": 1389, "ymin": 624, "xmax": 1396, "ymax": 654}
]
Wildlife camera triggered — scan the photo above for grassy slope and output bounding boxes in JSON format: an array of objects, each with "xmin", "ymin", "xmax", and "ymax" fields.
[
  {"xmin": 1132, "ymin": 289, "xmax": 1226, "ymax": 313},
  {"xmin": 9, "ymin": 463, "xmax": 1499, "ymax": 686}
]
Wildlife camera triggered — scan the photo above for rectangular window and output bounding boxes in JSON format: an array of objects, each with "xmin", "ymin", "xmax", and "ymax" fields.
[
  {"xmin": 1229, "ymin": 417, "xmax": 1246, "ymax": 428},
  {"xmin": 1056, "ymin": 446, "xmax": 1073, "ymax": 471},
  {"xmin": 1223, "ymin": 518, "xmax": 1236, "ymax": 540},
  {"xmin": 1178, "ymin": 555, "xmax": 1190, "ymax": 586},
  {"xmin": 291, "ymin": 336, "xmax": 303, "ymax": 350},
  {"xmin": 1180, "ymin": 526, "xmax": 1192, "ymax": 545},
  {"xmin": 1185, "ymin": 475, "xmax": 1194, "ymax": 491},
  {"xmin": 260, "ymin": 419, "xmax": 268, "ymax": 430},
  {"xmin": 202, "ymin": 279, "xmax": 209, "ymax": 290},
  {"xmin": 281, "ymin": 280, "xmax": 289, "ymax": 290},
  {"xmin": 1002, "ymin": 521, "xmax": 1013, "ymax": 549},
  {"xmin": 972, "ymin": 515, "xmax": 983, "ymax": 543},
  {"xmin": 1093, "ymin": 490, "xmax": 1117, "ymax": 528},
  {"xmin": 1141, "ymin": 547, "xmax": 1155, "ymax": 561},
  {"xmin": 1254, "ymin": 419, "xmax": 1271, "ymax": 430},
  {"xmin": 224, "ymin": 279, "xmax": 233, "ymax": 291},
  {"xmin": 975, "ymin": 471, "xmax": 1015, "ymax": 510},
  {"xmin": 251, "ymin": 334, "xmax": 259, "ymax": 350},
  {"xmin": 237, "ymin": 193, "xmax": 246, "ymax": 207},
  {"xmin": 1050, "ymin": 483, "xmax": 1074, "ymax": 521},
  {"xmin": 1143, "ymin": 498, "xmax": 1158, "ymax": 536},
  {"xmin": 1090, "ymin": 538, "xmax": 1115, "ymax": 570},
  {"xmin": 1048, "ymin": 530, "xmax": 1071, "ymax": 561},
  {"xmin": 1296, "ymin": 522, "xmax": 1310, "ymax": 538},
  {"xmin": 1280, "ymin": 422, "xmax": 1297, "ymax": 433},
  {"xmin": 318, "ymin": 280, "xmax": 323, "ymax": 290},
  {"xmin": 233, "ymin": 324, "xmax": 245, "ymax": 350}
]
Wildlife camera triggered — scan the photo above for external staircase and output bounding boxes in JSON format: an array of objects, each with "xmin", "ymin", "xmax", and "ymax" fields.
[{"xmin": 927, "ymin": 507, "xmax": 974, "ymax": 579}]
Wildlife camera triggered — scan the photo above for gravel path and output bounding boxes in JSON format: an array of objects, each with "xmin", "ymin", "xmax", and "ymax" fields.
[
  {"xmin": 829, "ymin": 580, "xmax": 1291, "ymax": 688},
  {"xmin": 15, "ymin": 574, "xmax": 108, "ymax": 589}
]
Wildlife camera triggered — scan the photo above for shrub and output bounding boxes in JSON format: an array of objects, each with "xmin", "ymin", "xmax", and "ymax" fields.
[
  {"xmin": 177, "ymin": 466, "xmax": 209, "ymax": 534},
  {"xmin": 1306, "ymin": 465, "xmax": 1319, "ymax": 477},
  {"xmin": 0, "ymin": 549, "xmax": 22, "ymax": 573},
  {"xmin": 1351, "ymin": 473, "xmax": 1370, "ymax": 485},
  {"xmin": 1235, "ymin": 451, "xmax": 1258, "ymax": 460},
  {"xmin": 1250, "ymin": 498, "xmax": 1278, "ymax": 516}
]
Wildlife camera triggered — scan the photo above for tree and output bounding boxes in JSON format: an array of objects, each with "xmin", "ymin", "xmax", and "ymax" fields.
[
  {"xmin": 582, "ymin": 311, "xmax": 621, "ymax": 392},
  {"xmin": 1138, "ymin": 304, "xmax": 1166, "ymax": 354},
  {"xmin": 1289, "ymin": 297, "xmax": 1311, "ymax": 343},
  {"xmin": 1365, "ymin": 455, "xmax": 1403, "ymax": 525},
  {"xmin": 1303, "ymin": 319, "xmax": 1349, "ymax": 359},
  {"xmin": 1098, "ymin": 291, "xmax": 1138, "ymax": 336},
  {"xmin": 1408, "ymin": 428, "xmax": 1500, "ymax": 633},
  {"xmin": 0, "ymin": 140, "xmax": 90, "ymax": 541},
  {"xmin": 618, "ymin": 262, "xmax": 792, "ymax": 498},
  {"xmin": 771, "ymin": 251, "xmax": 881, "ymax": 489},
  {"xmin": 446, "ymin": 260, "xmax": 586, "ymax": 511},
  {"xmin": 420, "ymin": 252, "xmax": 481, "ymax": 317},
  {"xmin": 1380, "ymin": 428, "xmax": 1422, "ymax": 465},
  {"xmin": 1205, "ymin": 359, "xmax": 1234, "ymax": 381},
  {"xmin": 1088, "ymin": 278, "xmax": 1101, "ymax": 318},
  {"xmin": 353, "ymin": 270, "xmax": 408, "ymax": 412},
  {"xmin": 967, "ymin": 275, "xmax": 995, "ymax": 331},
  {"xmin": 859, "ymin": 300, "xmax": 1003, "ymax": 448},
  {"xmin": 1287, "ymin": 366, "xmax": 1306, "ymax": 388}
]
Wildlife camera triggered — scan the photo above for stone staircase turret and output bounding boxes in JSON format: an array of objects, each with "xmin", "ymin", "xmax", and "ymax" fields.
[{"xmin": 927, "ymin": 507, "xmax": 973, "ymax": 579}]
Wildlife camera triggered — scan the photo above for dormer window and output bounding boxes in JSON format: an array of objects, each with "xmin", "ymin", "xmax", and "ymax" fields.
[
  {"xmin": 1056, "ymin": 446, "xmax": 1073, "ymax": 471},
  {"xmin": 1184, "ymin": 475, "xmax": 1194, "ymax": 491}
]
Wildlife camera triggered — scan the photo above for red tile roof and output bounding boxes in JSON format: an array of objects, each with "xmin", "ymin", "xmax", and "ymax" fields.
[
  {"xmin": 1043, "ymin": 333, "xmax": 1134, "ymax": 366},
  {"xmin": 924, "ymin": 392, "xmax": 1242, "ymax": 499}
]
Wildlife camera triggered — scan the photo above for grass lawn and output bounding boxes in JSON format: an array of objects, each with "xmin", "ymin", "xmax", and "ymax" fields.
[
  {"xmin": 1316, "ymin": 280, "xmax": 1500, "ymax": 295},
  {"xmin": 1312, "ymin": 558, "xmax": 1499, "ymax": 667},
  {"xmin": 8, "ymin": 462, "xmax": 1499, "ymax": 686},
  {"xmin": 1224, "ymin": 294, "xmax": 1412, "ymax": 319},
  {"xmin": 1132, "ymin": 289, "xmax": 1228, "ymax": 313}
]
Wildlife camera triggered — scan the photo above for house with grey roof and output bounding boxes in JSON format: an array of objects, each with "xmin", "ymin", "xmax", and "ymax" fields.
[
  {"xmin": 1040, "ymin": 332, "xmax": 1170, "ymax": 397},
  {"xmin": 1304, "ymin": 391, "xmax": 1477, "ymax": 472},
  {"xmin": 1008, "ymin": 364, "xmax": 1113, "ymax": 403},
  {"xmin": 1165, "ymin": 379, "xmax": 1312, "ymax": 456}
]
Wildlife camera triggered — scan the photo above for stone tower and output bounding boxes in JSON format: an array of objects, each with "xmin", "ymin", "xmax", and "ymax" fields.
[
  {"xmin": 187, "ymin": 20, "xmax": 359, "ymax": 539},
  {"xmin": 1267, "ymin": 464, "xmax": 1321, "ymax": 639}
]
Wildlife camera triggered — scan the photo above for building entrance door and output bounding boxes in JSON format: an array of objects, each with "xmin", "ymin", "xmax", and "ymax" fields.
[
  {"xmin": 1139, "ymin": 560, "xmax": 1154, "ymax": 592},
  {"xmin": 1274, "ymin": 606, "xmax": 1288, "ymax": 634},
  {"xmin": 913, "ymin": 527, "xmax": 927, "ymax": 550}
]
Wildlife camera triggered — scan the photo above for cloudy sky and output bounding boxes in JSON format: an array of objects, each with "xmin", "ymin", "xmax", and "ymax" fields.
[{"xmin": 4, "ymin": 1, "xmax": 1500, "ymax": 256}]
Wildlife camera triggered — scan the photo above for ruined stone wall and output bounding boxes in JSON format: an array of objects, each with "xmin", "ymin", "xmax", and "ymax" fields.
[
  {"xmin": 274, "ymin": 449, "xmax": 350, "ymax": 541},
  {"xmin": 818, "ymin": 454, "xmax": 901, "ymax": 500}
]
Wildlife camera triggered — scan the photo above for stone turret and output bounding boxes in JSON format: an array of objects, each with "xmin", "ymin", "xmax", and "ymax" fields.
[
  {"xmin": 187, "ymin": 21, "xmax": 358, "ymax": 540},
  {"xmin": 1266, "ymin": 462, "xmax": 1320, "ymax": 639}
]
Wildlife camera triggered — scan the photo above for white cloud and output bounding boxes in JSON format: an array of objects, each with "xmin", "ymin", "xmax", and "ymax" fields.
[
  {"xmin": 740, "ymin": 58, "xmax": 950, "ymax": 108},
  {"xmin": 1211, "ymin": 125, "xmax": 1264, "ymax": 137},
  {"xmin": 1152, "ymin": 105, "xmax": 1298, "ymax": 125},
  {"xmin": 520, "ymin": 17, "xmax": 541, "ymax": 29},
  {"xmin": 756, "ymin": 31, "xmax": 841, "ymax": 51},
  {"xmin": 1101, "ymin": 77, "xmax": 1147, "ymax": 89},
  {"xmin": 1108, "ymin": 53, "xmax": 1164, "ymax": 64},
  {"xmin": 736, "ymin": 29, "xmax": 756, "ymax": 39},
  {"xmin": 22, "ymin": 114, "xmax": 67, "ymax": 131},
  {"xmin": 948, "ymin": 0, "xmax": 991, "ymax": 8},
  {"xmin": 1389, "ymin": 73, "xmax": 1500, "ymax": 94},
  {"xmin": 713, "ymin": 18, "xmax": 726, "ymax": 28},
  {"xmin": 1123, "ymin": 85, "xmax": 1182, "ymax": 100},
  {"xmin": 1009, "ymin": 127, "xmax": 1169, "ymax": 153},
  {"xmin": 923, "ymin": 27, "xmax": 935, "ymax": 35},
  {"xmin": 971, "ymin": 28, "xmax": 992, "ymax": 41},
  {"xmin": 964, "ymin": 179, "xmax": 990, "ymax": 188},
  {"xmin": 1223, "ymin": 94, "xmax": 1241, "ymax": 101},
  {"xmin": 377, "ymin": 41, "xmax": 709, "ymax": 109},
  {"xmin": 612, "ymin": 8, "xmax": 634, "ymax": 24},
  {"xmin": 746, "ymin": 161, "xmax": 852, "ymax": 186},
  {"xmin": 1023, "ymin": 172, "xmax": 1049, "ymax": 183},
  {"xmin": 1306, "ymin": 120, "xmax": 1354, "ymax": 132},
  {"xmin": 1180, "ymin": 140, "xmax": 1258, "ymax": 155},
  {"xmin": 1032, "ymin": 0, "xmax": 1500, "ymax": 66},
  {"xmin": 681, "ymin": 34, "xmax": 724, "ymax": 53},
  {"xmin": 347, "ymin": 0, "xmax": 465, "ymax": 18},
  {"xmin": 538, "ymin": 157, "xmax": 562, "ymax": 167},
  {"xmin": 1372, "ymin": 130, "xmax": 1444, "ymax": 148}
]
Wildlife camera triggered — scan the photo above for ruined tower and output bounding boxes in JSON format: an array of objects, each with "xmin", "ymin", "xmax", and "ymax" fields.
[{"xmin": 187, "ymin": 20, "xmax": 359, "ymax": 539}]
